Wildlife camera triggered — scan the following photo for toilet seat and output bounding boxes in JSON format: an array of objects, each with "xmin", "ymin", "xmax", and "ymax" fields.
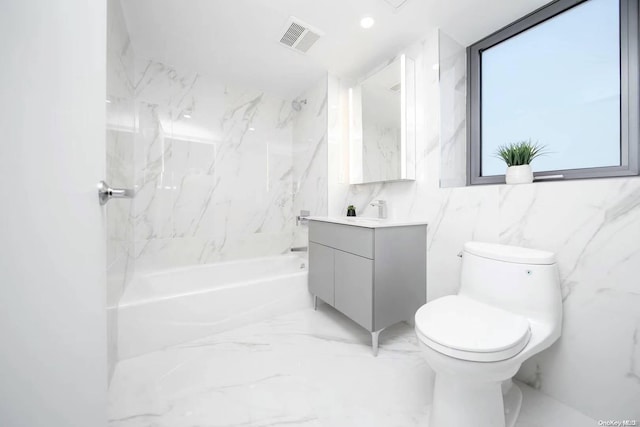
[{"xmin": 415, "ymin": 295, "xmax": 531, "ymax": 362}]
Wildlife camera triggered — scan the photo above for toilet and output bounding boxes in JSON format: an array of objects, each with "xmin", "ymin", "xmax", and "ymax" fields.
[{"xmin": 415, "ymin": 241, "xmax": 562, "ymax": 427}]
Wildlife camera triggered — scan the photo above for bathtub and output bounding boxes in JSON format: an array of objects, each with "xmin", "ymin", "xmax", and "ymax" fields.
[{"xmin": 117, "ymin": 254, "xmax": 311, "ymax": 360}]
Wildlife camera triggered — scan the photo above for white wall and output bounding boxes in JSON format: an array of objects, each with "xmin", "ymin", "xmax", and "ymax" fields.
[
  {"xmin": 0, "ymin": 0, "xmax": 108, "ymax": 425},
  {"xmin": 329, "ymin": 31, "xmax": 640, "ymax": 420}
]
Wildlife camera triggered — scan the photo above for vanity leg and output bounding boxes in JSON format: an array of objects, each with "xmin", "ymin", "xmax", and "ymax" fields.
[
  {"xmin": 313, "ymin": 295, "xmax": 318, "ymax": 311},
  {"xmin": 371, "ymin": 330, "xmax": 381, "ymax": 357}
]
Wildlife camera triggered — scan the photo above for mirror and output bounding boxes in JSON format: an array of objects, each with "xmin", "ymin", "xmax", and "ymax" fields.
[{"xmin": 349, "ymin": 54, "xmax": 416, "ymax": 184}]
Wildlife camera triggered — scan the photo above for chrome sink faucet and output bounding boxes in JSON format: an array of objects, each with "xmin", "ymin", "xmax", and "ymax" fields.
[{"xmin": 370, "ymin": 200, "xmax": 387, "ymax": 219}]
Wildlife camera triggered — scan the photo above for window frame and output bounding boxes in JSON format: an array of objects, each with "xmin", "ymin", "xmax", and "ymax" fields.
[{"xmin": 467, "ymin": 0, "xmax": 640, "ymax": 185}]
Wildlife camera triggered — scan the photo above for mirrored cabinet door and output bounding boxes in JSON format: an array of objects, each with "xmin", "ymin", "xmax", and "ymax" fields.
[{"xmin": 349, "ymin": 54, "xmax": 416, "ymax": 184}]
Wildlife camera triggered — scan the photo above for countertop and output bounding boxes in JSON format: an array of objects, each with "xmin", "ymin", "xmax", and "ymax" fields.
[{"xmin": 307, "ymin": 216, "xmax": 428, "ymax": 229}]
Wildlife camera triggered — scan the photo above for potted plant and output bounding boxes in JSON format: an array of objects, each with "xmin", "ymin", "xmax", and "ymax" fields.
[
  {"xmin": 495, "ymin": 140, "xmax": 546, "ymax": 184},
  {"xmin": 346, "ymin": 205, "xmax": 356, "ymax": 217}
]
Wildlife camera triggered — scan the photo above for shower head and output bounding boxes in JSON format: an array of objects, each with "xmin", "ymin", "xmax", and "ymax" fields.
[{"xmin": 292, "ymin": 99, "xmax": 307, "ymax": 111}]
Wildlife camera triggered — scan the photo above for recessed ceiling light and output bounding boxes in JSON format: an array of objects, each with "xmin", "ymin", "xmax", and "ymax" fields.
[
  {"xmin": 105, "ymin": 99, "xmax": 112, "ymax": 104},
  {"xmin": 360, "ymin": 16, "xmax": 375, "ymax": 29},
  {"xmin": 183, "ymin": 114, "xmax": 192, "ymax": 119},
  {"xmin": 249, "ymin": 127, "xmax": 256, "ymax": 131}
]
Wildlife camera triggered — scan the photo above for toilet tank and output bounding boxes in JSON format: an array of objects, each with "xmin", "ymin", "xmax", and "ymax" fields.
[{"xmin": 459, "ymin": 242, "xmax": 562, "ymax": 323}]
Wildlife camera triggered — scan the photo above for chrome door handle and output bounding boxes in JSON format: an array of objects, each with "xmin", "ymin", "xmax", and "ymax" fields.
[{"xmin": 97, "ymin": 181, "xmax": 134, "ymax": 206}]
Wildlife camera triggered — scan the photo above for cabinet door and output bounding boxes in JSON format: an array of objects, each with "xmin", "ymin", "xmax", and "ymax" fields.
[
  {"xmin": 309, "ymin": 242, "xmax": 335, "ymax": 305},
  {"xmin": 334, "ymin": 250, "xmax": 373, "ymax": 331}
]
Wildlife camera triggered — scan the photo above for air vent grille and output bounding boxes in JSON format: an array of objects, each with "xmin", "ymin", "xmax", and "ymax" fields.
[
  {"xmin": 279, "ymin": 17, "xmax": 324, "ymax": 54},
  {"xmin": 280, "ymin": 22, "xmax": 306, "ymax": 47}
]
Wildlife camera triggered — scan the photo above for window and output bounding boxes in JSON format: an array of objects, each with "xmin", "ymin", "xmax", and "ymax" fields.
[{"xmin": 468, "ymin": 0, "xmax": 639, "ymax": 184}]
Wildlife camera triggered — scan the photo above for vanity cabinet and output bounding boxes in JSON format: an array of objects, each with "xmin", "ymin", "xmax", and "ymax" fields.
[{"xmin": 308, "ymin": 219, "xmax": 427, "ymax": 355}]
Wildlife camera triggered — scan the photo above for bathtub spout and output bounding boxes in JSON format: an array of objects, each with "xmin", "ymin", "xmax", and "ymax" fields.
[
  {"xmin": 290, "ymin": 246, "xmax": 308, "ymax": 252},
  {"xmin": 296, "ymin": 210, "xmax": 310, "ymax": 226}
]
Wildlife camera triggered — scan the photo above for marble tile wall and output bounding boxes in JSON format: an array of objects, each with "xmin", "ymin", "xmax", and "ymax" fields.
[
  {"xmin": 328, "ymin": 30, "xmax": 640, "ymax": 420},
  {"xmin": 132, "ymin": 60, "xmax": 300, "ymax": 271},
  {"xmin": 292, "ymin": 77, "xmax": 329, "ymax": 248},
  {"xmin": 106, "ymin": 0, "xmax": 135, "ymax": 382},
  {"xmin": 438, "ymin": 31, "xmax": 467, "ymax": 188}
]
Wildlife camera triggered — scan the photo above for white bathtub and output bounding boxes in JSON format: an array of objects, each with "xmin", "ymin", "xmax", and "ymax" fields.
[{"xmin": 117, "ymin": 254, "xmax": 311, "ymax": 360}]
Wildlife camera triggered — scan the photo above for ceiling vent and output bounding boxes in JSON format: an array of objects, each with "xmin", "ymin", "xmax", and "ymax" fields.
[{"xmin": 279, "ymin": 17, "xmax": 324, "ymax": 53}]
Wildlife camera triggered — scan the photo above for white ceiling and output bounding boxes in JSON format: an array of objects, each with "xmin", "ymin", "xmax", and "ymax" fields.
[{"xmin": 121, "ymin": 0, "xmax": 549, "ymax": 98}]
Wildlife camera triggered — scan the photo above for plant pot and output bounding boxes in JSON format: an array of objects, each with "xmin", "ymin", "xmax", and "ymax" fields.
[{"xmin": 505, "ymin": 164, "xmax": 533, "ymax": 185}]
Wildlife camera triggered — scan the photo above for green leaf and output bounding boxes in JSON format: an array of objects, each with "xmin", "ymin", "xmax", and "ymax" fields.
[{"xmin": 494, "ymin": 139, "xmax": 547, "ymax": 166}]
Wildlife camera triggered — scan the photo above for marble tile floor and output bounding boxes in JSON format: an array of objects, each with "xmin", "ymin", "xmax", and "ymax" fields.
[{"xmin": 109, "ymin": 304, "xmax": 596, "ymax": 427}]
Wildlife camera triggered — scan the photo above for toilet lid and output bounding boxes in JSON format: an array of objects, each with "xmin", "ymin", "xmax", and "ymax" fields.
[{"xmin": 415, "ymin": 295, "xmax": 531, "ymax": 362}]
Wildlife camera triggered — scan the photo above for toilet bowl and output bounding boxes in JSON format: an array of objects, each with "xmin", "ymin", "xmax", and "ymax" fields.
[{"xmin": 415, "ymin": 242, "xmax": 562, "ymax": 427}]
